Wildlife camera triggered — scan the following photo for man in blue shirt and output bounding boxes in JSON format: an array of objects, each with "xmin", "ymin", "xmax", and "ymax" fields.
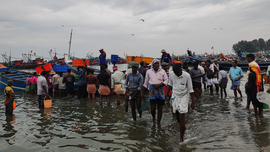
[
  {"xmin": 99, "ymin": 49, "xmax": 107, "ymax": 67},
  {"xmin": 77, "ymin": 59, "xmax": 87, "ymax": 99},
  {"xmin": 229, "ymin": 60, "xmax": 243, "ymax": 98},
  {"xmin": 125, "ymin": 62, "xmax": 143, "ymax": 121}
]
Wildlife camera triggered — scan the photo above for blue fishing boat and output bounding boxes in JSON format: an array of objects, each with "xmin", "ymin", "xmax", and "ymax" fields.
[{"xmin": 0, "ymin": 63, "xmax": 33, "ymax": 91}]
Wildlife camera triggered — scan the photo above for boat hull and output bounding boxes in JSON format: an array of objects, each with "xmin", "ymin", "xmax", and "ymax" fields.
[
  {"xmin": 0, "ymin": 69, "xmax": 33, "ymax": 91},
  {"xmin": 219, "ymin": 61, "xmax": 270, "ymax": 70}
]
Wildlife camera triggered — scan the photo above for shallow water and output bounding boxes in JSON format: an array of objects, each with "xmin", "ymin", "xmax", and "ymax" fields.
[{"xmin": 1, "ymin": 71, "xmax": 270, "ymax": 152}]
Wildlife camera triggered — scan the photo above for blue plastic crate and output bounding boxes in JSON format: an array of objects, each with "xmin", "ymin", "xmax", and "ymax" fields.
[
  {"xmin": 53, "ymin": 65, "xmax": 69, "ymax": 72},
  {"xmin": 111, "ymin": 54, "xmax": 118, "ymax": 63}
]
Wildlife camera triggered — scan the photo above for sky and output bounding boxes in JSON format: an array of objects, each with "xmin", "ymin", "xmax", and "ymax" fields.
[{"xmin": 0, "ymin": 0, "xmax": 270, "ymax": 62}]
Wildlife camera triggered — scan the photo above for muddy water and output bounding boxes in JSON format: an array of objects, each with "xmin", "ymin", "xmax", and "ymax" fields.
[{"xmin": 1, "ymin": 68, "xmax": 270, "ymax": 151}]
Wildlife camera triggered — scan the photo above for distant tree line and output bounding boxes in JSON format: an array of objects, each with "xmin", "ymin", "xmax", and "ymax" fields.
[{"xmin": 232, "ymin": 38, "xmax": 270, "ymax": 53}]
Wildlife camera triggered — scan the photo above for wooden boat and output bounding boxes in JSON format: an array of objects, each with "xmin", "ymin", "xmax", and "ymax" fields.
[{"xmin": 0, "ymin": 63, "xmax": 33, "ymax": 91}]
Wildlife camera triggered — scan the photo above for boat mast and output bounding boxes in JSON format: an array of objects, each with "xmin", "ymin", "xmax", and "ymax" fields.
[{"xmin": 68, "ymin": 29, "xmax": 73, "ymax": 57}]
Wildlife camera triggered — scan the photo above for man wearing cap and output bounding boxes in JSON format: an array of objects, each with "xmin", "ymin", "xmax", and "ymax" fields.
[
  {"xmin": 161, "ymin": 49, "xmax": 172, "ymax": 65},
  {"xmin": 125, "ymin": 62, "xmax": 143, "ymax": 121},
  {"xmin": 142, "ymin": 59, "xmax": 168, "ymax": 126},
  {"xmin": 4, "ymin": 80, "xmax": 15, "ymax": 116},
  {"xmin": 37, "ymin": 71, "xmax": 49, "ymax": 108},
  {"xmin": 111, "ymin": 66, "xmax": 126, "ymax": 105},
  {"xmin": 161, "ymin": 62, "xmax": 169, "ymax": 76}
]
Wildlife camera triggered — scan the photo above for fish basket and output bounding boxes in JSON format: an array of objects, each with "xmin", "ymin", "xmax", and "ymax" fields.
[{"xmin": 44, "ymin": 96, "xmax": 52, "ymax": 108}]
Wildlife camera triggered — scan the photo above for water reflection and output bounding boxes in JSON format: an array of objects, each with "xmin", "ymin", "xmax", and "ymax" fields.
[{"xmin": 247, "ymin": 117, "xmax": 270, "ymax": 148}]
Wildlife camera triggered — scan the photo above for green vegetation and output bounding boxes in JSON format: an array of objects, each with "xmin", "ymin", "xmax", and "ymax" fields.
[{"xmin": 232, "ymin": 38, "xmax": 270, "ymax": 53}]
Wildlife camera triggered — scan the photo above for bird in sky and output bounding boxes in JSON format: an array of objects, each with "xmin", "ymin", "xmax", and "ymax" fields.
[
  {"xmin": 131, "ymin": 34, "xmax": 134, "ymax": 36},
  {"xmin": 141, "ymin": 19, "xmax": 144, "ymax": 22},
  {"xmin": 62, "ymin": 25, "xmax": 64, "ymax": 27}
]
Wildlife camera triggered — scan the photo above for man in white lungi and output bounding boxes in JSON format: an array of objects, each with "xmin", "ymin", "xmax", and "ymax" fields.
[{"xmin": 166, "ymin": 63, "xmax": 195, "ymax": 144}]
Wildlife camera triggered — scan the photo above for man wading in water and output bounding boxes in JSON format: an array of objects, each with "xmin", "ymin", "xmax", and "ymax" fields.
[
  {"xmin": 142, "ymin": 59, "xmax": 168, "ymax": 127},
  {"xmin": 125, "ymin": 62, "xmax": 143, "ymax": 121},
  {"xmin": 166, "ymin": 63, "xmax": 195, "ymax": 144}
]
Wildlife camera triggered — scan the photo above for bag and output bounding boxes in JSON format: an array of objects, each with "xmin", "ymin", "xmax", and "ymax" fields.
[
  {"xmin": 140, "ymin": 96, "xmax": 149, "ymax": 112},
  {"xmin": 121, "ymin": 80, "xmax": 126, "ymax": 91},
  {"xmin": 44, "ymin": 96, "xmax": 52, "ymax": 108}
]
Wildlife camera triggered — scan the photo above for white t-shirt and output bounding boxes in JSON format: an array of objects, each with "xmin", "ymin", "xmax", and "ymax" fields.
[
  {"xmin": 168, "ymin": 71, "xmax": 194, "ymax": 97},
  {"xmin": 198, "ymin": 65, "xmax": 205, "ymax": 74},
  {"xmin": 37, "ymin": 75, "xmax": 48, "ymax": 96}
]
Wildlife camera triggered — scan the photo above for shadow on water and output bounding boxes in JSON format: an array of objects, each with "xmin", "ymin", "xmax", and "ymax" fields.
[{"xmin": 1, "ymin": 75, "xmax": 270, "ymax": 151}]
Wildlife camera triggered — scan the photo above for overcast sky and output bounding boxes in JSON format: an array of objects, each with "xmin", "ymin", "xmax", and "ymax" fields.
[{"xmin": 0, "ymin": 0, "xmax": 269, "ymax": 62}]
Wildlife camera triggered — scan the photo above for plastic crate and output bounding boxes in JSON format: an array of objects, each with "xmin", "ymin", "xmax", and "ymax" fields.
[
  {"xmin": 35, "ymin": 63, "xmax": 53, "ymax": 74},
  {"xmin": 111, "ymin": 54, "xmax": 119, "ymax": 63},
  {"xmin": 72, "ymin": 59, "xmax": 89, "ymax": 66},
  {"xmin": 53, "ymin": 65, "xmax": 69, "ymax": 72}
]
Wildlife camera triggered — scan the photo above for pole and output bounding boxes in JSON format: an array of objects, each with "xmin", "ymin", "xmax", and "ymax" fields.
[{"xmin": 68, "ymin": 29, "xmax": 73, "ymax": 57}]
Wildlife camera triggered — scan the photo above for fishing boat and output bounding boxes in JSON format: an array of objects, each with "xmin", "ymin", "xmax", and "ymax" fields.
[
  {"xmin": 0, "ymin": 63, "xmax": 32, "ymax": 91},
  {"xmin": 186, "ymin": 50, "xmax": 270, "ymax": 70},
  {"xmin": 2, "ymin": 52, "xmax": 46, "ymax": 69}
]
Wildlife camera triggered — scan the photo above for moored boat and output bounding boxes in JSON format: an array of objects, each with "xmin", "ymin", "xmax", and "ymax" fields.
[{"xmin": 0, "ymin": 63, "xmax": 33, "ymax": 91}]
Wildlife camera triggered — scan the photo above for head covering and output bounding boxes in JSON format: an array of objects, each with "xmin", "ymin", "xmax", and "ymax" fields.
[
  {"xmin": 113, "ymin": 66, "xmax": 118, "ymax": 71},
  {"xmin": 151, "ymin": 58, "xmax": 161, "ymax": 69},
  {"xmin": 131, "ymin": 62, "xmax": 139, "ymax": 67},
  {"xmin": 173, "ymin": 60, "xmax": 183, "ymax": 64},
  {"xmin": 249, "ymin": 62, "xmax": 262, "ymax": 92},
  {"xmin": 161, "ymin": 62, "xmax": 169, "ymax": 66},
  {"xmin": 50, "ymin": 70, "xmax": 56, "ymax": 75},
  {"xmin": 7, "ymin": 79, "xmax": 13, "ymax": 86},
  {"xmin": 161, "ymin": 49, "xmax": 166, "ymax": 53}
]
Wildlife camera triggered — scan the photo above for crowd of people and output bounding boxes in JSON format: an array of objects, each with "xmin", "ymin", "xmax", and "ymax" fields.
[{"xmin": 3, "ymin": 49, "xmax": 270, "ymax": 144}]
